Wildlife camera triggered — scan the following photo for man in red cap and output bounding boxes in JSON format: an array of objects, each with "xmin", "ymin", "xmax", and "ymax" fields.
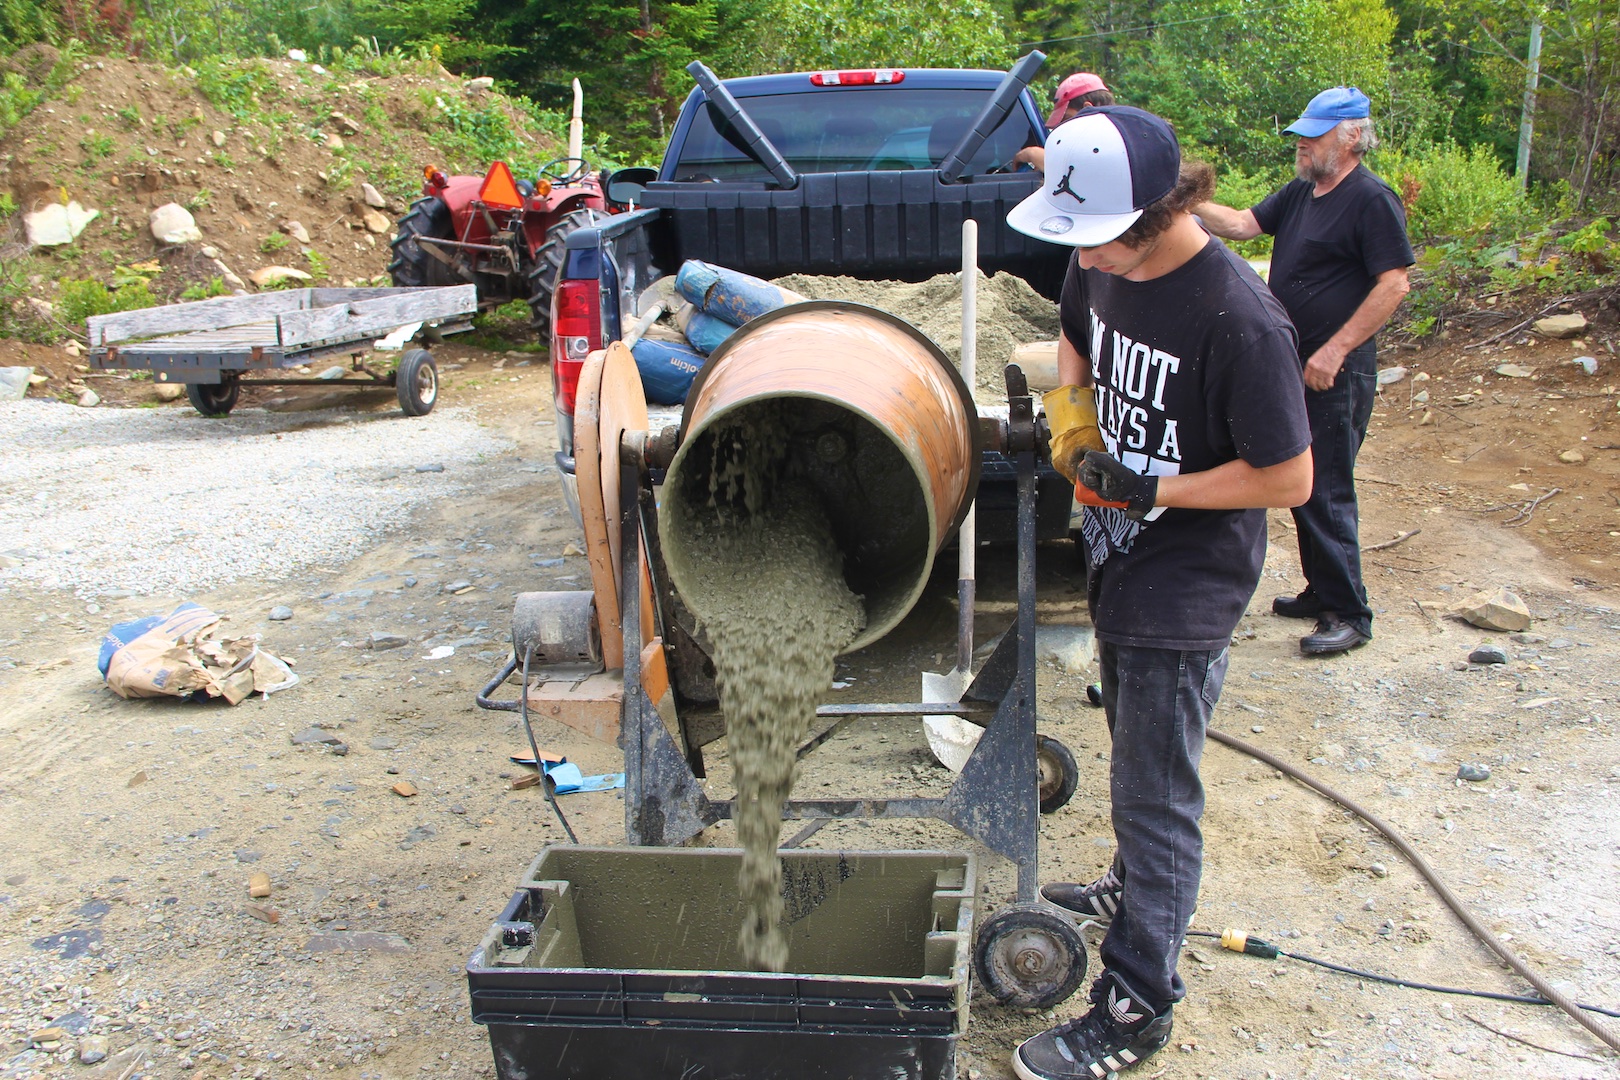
[{"xmin": 1012, "ymin": 73, "xmax": 1115, "ymax": 170}]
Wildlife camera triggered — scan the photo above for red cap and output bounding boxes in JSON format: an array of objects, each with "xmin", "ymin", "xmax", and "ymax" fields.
[{"xmin": 1048, "ymin": 72, "xmax": 1108, "ymax": 126}]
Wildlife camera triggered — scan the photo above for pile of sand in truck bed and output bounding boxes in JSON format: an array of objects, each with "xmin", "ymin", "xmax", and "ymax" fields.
[{"xmin": 772, "ymin": 270, "xmax": 1060, "ymax": 405}]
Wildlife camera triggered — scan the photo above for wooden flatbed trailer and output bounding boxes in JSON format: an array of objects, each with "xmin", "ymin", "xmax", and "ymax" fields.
[{"xmin": 85, "ymin": 285, "xmax": 478, "ymax": 417}]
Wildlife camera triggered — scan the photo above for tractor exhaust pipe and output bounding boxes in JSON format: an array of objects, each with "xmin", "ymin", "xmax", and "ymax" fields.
[{"xmin": 568, "ymin": 78, "xmax": 584, "ymax": 164}]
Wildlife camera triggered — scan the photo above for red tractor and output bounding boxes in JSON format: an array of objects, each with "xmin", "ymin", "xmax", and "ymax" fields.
[
  {"xmin": 387, "ymin": 156, "xmax": 614, "ymax": 339},
  {"xmin": 387, "ymin": 81, "xmax": 631, "ymax": 338}
]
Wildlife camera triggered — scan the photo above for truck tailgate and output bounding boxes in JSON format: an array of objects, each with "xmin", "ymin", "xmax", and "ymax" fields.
[{"xmin": 640, "ymin": 173, "xmax": 1067, "ymax": 300}]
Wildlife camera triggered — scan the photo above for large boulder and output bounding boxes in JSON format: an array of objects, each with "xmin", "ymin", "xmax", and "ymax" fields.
[
  {"xmin": 1454, "ymin": 587, "xmax": 1532, "ymax": 632},
  {"xmin": 150, "ymin": 203, "xmax": 202, "ymax": 245},
  {"xmin": 24, "ymin": 201, "xmax": 99, "ymax": 246},
  {"xmin": 1533, "ymin": 312, "xmax": 1587, "ymax": 339}
]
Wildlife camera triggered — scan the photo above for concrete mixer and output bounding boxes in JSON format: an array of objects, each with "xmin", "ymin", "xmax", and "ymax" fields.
[{"xmin": 475, "ymin": 297, "xmax": 1087, "ymax": 1014}]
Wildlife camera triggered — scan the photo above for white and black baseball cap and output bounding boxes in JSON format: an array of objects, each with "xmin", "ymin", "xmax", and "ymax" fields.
[{"xmin": 1007, "ymin": 105, "xmax": 1181, "ymax": 247}]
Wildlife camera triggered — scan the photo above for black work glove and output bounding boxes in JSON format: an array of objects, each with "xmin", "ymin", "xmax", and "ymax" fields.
[{"xmin": 1077, "ymin": 451, "xmax": 1158, "ymax": 521}]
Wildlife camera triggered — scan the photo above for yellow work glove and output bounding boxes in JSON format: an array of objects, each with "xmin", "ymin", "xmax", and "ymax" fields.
[{"xmin": 1042, "ymin": 385, "xmax": 1106, "ymax": 483}]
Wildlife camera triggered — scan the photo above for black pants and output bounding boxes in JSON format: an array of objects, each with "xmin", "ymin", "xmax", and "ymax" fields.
[
  {"xmin": 1293, "ymin": 339, "xmax": 1376, "ymax": 635},
  {"xmin": 1095, "ymin": 641, "xmax": 1227, "ymax": 1008}
]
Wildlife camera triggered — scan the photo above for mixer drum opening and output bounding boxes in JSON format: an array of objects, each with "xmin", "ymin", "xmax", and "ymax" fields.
[
  {"xmin": 657, "ymin": 301, "xmax": 981, "ymax": 656},
  {"xmin": 662, "ymin": 396, "xmax": 932, "ymax": 654}
]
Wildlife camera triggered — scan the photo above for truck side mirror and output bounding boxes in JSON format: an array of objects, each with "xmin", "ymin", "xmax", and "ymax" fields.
[{"xmin": 607, "ymin": 167, "xmax": 658, "ymax": 206}]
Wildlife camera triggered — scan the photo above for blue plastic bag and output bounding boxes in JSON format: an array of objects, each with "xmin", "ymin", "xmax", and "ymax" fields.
[
  {"xmin": 681, "ymin": 311, "xmax": 740, "ymax": 357},
  {"xmin": 631, "ymin": 338, "xmax": 706, "ymax": 404},
  {"xmin": 674, "ymin": 260, "xmax": 797, "ymax": 324}
]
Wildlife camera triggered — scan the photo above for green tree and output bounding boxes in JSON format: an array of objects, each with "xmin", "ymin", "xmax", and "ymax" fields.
[
  {"xmin": 741, "ymin": 0, "xmax": 1012, "ymax": 71},
  {"xmin": 1123, "ymin": 0, "xmax": 1398, "ymax": 171},
  {"xmin": 1389, "ymin": 0, "xmax": 1617, "ymax": 206}
]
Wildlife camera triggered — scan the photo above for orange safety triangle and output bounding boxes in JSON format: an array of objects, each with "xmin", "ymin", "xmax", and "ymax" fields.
[{"xmin": 479, "ymin": 161, "xmax": 525, "ymax": 209}]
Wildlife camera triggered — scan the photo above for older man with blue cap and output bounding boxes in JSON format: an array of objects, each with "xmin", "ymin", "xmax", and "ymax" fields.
[{"xmin": 1196, "ymin": 86, "xmax": 1415, "ymax": 658}]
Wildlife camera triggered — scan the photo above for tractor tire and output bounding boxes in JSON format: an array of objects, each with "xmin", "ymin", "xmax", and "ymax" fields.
[
  {"xmin": 388, "ymin": 196, "xmax": 458, "ymax": 290},
  {"xmin": 527, "ymin": 207, "xmax": 600, "ymax": 340}
]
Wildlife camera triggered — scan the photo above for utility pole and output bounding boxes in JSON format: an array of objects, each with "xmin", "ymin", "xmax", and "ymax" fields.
[{"xmin": 1514, "ymin": 18, "xmax": 1542, "ymax": 191}]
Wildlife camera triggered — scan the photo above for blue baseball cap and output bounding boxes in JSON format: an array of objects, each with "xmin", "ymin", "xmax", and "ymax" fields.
[{"xmin": 1284, "ymin": 87, "xmax": 1370, "ymax": 138}]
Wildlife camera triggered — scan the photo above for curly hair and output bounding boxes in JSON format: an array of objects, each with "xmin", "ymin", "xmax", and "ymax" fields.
[{"xmin": 1115, "ymin": 160, "xmax": 1216, "ymax": 249}]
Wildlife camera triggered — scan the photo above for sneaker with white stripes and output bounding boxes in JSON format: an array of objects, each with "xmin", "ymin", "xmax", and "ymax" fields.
[
  {"xmin": 1040, "ymin": 868, "xmax": 1124, "ymax": 922},
  {"xmin": 1012, "ymin": 970, "xmax": 1173, "ymax": 1080}
]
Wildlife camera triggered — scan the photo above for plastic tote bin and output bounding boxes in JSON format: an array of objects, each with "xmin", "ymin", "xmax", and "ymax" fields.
[{"xmin": 467, "ymin": 845, "xmax": 976, "ymax": 1080}]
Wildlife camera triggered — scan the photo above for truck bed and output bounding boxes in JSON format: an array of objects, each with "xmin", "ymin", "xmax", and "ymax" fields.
[{"xmin": 640, "ymin": 173, "xmax": 1066, "ymax": 299}]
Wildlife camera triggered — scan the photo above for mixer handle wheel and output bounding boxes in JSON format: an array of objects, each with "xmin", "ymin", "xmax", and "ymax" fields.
[
  {"xmin": 973, "ymin": 902, "xmax": 1087, "ymax": 1010},
  {"xmin": 1036, "ymin": 732, "xmax": 1078, "ymax": 815}
]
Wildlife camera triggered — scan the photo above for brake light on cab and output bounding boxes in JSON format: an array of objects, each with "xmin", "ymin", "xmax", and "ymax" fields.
[
  {"xmin": 809, "ymin": 70, "xmax": 904, "ymax": 86},
  {"xmin": 550, "ymin": 278, "xmax": 601, "ymax": 418}
]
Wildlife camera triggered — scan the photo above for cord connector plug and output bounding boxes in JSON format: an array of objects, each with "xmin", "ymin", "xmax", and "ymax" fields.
[{"xmin": 1220, "ymin": 928, "xmax": 1280, "ymax": 959}]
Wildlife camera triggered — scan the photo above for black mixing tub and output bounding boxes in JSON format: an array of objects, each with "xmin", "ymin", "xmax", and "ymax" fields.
[{"xmin": 467, "ymin": 845, "xmax": 976, "ymax": 1080}]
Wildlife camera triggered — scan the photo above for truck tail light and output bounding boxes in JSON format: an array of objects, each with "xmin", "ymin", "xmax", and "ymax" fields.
[
  {"xmin": 551, "ymin": 279, "xmax": 601, "ymax": 417},
  {"xmin": 809, "ymin": 70, "xmax": 903, "ymax": 86}
]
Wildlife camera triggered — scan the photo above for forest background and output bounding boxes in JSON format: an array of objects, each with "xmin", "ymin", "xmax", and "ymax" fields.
[{"xmin": 0, "ymin": 0, "xmax": 1616, "ymax": 338}]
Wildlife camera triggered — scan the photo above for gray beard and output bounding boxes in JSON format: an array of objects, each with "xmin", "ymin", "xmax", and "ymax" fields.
[{"xmin": 1296, "ymin": 146, "xmax": 1342, "ymax": 183}]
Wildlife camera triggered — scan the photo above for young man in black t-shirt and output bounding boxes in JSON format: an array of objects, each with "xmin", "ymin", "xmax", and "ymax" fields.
[
  {"xmin": 1196, "ymin": 87, "xmax": 1415, "ymax": 657},
  {"xmin": 1005, "ymin": 106, "xmax": 1313, "ymax": 1080}
]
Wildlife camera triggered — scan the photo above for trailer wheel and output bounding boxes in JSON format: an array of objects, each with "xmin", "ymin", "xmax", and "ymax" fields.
[
  {"xmin": 527, "ymin": 207, "xmax": 599, "ymax": 339},
  {"xmin": 974, "ymin": 903, "xmax": 1087, "ymax": 1010},
  {"xmin": 395, "ymin": 350, "xmax": 438, "ymax": 416},
  {"xmin": 186, "ymin": 373, "xmax": 240, "ymax": 417},
  {"xmin": 388, "ymin": 197, "xmax": 458, "ymax": 289},
  {"xmin": 1036, "ymin": 733, "xmax": 1078, "ymax": 814}
]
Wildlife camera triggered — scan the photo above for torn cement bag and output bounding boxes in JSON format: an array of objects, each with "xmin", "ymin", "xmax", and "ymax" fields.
[{"xmin": 100, "ymin": 603, "xmax": 298, "ymax": 704}]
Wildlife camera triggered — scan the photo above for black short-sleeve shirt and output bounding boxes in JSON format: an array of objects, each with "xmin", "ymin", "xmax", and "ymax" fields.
[
  {"xmin": 1060, "ymin": 236, "xmax": 1311, "ymax": 651},
  {"xmin": 1251, "ymin": 164, "xmax": 1415, "ymax": 350}
]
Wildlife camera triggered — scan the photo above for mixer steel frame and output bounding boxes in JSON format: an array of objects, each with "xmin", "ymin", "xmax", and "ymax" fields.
[{"xmin": 617, "ymin": 370, "xmax": 1047, "ymax": 904}]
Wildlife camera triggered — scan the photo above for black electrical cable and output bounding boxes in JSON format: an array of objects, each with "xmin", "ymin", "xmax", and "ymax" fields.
[
  {"xmin": 1184, "ymin": 930, "xmax": 1620, "ymax": 1019},
  {"xmin": 1207, "ymin": 726, "xmax": 1620, "ymax": 1053},
  {"xmin": 519, "ymin": 642, "xmax": 577, "ymax": 843}
]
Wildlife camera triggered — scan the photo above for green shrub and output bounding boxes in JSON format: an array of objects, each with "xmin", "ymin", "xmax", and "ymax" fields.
[
  {"xmin": 194, "ymin": 58, "xmax": 280, "ymax": 121},
  {"xmin": 1205, "ymin": 160, "xmax": 1289, "ymax": 260},
  {"xmin": 1377, "ymin": 141, "xmax": 1530, "ymax": 243},
  {"xmin": 79, "ymin": 132, "xmax": 115, "ymax": 162},
  {"xmin": 56, "ymin": 279, "xmax": 160, "ymax": 327},
  {"xmin": 260, "ymin": 232, "xmax": 290, "ymax": 252},
  {"xmin": 180, "ymin": 277, "xmax": 230, "ymax": 300}
]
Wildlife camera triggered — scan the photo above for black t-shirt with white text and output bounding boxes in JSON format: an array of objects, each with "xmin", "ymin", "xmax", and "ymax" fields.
[
  {"xmin": 1060, "ymin": 236, "xmax": 1312, "ymax": 651},
  {"xmin": 1251, "ymin": 165, "xmax": 1415, "ymax": 351}
]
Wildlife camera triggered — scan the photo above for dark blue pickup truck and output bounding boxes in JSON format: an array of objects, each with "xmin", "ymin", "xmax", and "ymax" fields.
[{"xmin": 548, "ymin": 56, "xmax": 1074, "ymax": 542}]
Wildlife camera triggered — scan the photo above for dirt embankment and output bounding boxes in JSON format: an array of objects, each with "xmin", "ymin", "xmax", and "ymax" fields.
[{"xmin": 2, "ymin": 48, "xmax": 560, "ymax": 339}]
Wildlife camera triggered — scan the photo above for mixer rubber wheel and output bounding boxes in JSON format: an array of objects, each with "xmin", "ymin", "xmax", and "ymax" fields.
[
  {"xmin": 973, "ymin": 903, "xmax": 1087, "ymax": 1010},
  {"xmin": 1036, "ymin": 733, "xmax": 1078, "ymax": 814}
]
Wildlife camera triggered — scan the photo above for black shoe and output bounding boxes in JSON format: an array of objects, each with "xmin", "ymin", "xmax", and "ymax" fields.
[
  {"xmin": 1300, "ymin": 617, "xmax": 1371, "ymax": 656},
  {"xmin": 1041, "ymin": 868, "xmax": 1124, "ymax": 922},
  {"xmin": 1271, "ymin": 591, "xmax": 1323, "ymax": 619},
  {"xmin": 1012, "ymin": 970, "xmax": 1173, "ymax": 1080}
]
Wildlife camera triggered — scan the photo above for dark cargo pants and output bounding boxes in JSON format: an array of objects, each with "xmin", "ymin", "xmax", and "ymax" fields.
[
  {"xmin": 1292, "ymin": 339, "xmax": 1377, "ymax": 635},
  {"xmin": 1094, "ymin": 640, "xmax": 1228, "ymax": 1010}
]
